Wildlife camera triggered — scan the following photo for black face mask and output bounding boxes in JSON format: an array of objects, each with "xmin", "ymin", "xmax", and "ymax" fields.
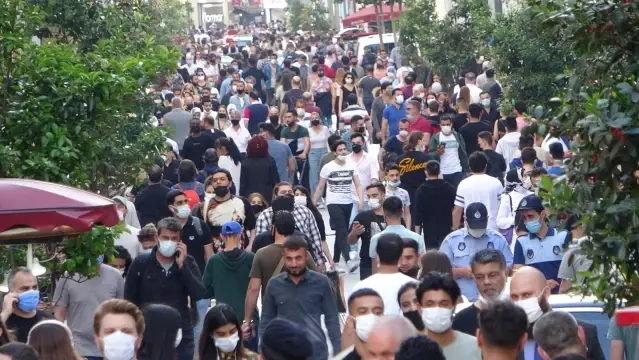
[
  {"xmin": 218, "ymin": 113, "xmax": 227, "ymax": 119},
  {"xmin": 311, "ymin": 120, "xmax": 320, "ymax": 126},
  {"xmin": 318, "ymin": 71, "xmax": 325, "ymax": 78},
  {"xmin": 194, "ymin": 102, "xmax": 202, "ymax": 108},
  {"xmin": 214, "ymin": 185, "xmax": 229, "ymax": 197},
  {"xmin": 401, "ymin": 267, "xmax": 420, "ymax": 278},
  {"xmin": 352, "ymin": 144, "xmax": 362, "ymax": 153},
  {"xmin": 403, "ymin": 310, "xmax": 425, "ymax": 331},
  {"xmin": 269, "ymin": 115, "xmax": 279, "ymax": 123},
  {"xmin": 358, "ymin": 126, "xmax": 365, "ymax": 133},
  {"xmin": 231, "ymin": 119, "xmax": 240, "ymax": 126},
  {"xmin": 186, "ymin": 104, "xmax": 194, "ymax": 111},
  {"xmin": 190, "ymin": 125, "xmax": 201, "ymax": 133},
  {"xmin": 251, "ymin": 204, "xmax": 264, "ymax": 215},
  {"xmin": 237, "ymin": 89, "xmax": 245, "ymax": 94}
]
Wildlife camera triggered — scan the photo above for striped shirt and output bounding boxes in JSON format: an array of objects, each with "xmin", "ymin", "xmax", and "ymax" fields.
[{"xmin": 455, "ymin": 174, "xmax": 504, "ymax": 231}]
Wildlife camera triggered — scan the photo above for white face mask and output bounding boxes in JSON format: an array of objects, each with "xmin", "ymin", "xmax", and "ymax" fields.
[
  {"xmin": 296, "ymin": 108, "xmax": 305, "ymax": 117},
  {"xmin": 270, "ymin": 59, "xmax": 277, "ymax": 64},
  {"xmin": 399, "ymin": 130, "xmax": 409, "ymax": 138},
  {"xmin": 214, "ymin": 332, "xmax": 240, "ymax": 353},
  {"xmin": 354, "ymin": 314, "xmax": 379, "ymax": 342},
  {"xmin": 117, "ymin": 269, "xmax": 125, "ymax": 276},
  {"xmin": 515, "ymin": 291, "xmax": 545, "ymax": 324},
  {"xmin": 440, "ymin": 125, "xmax": 452, "ymax": 135},
  {"xmin": 337, "ymin": 155, "xmax": 348, "ymax": 162},
  {"xmin": 139, "ymin": 248, "xmax": 152, "ymax": 255},
  {"xmin": 102, "ymin": 331, "xmax": 137, "ymax": 360},
  {"xmin": 204, "ymin": 193, "xmax": 214, "ymax": 201},
  {"xmin": 294, "ymin": 195, "xmax": 307, "ymax": 206},
  {"xmin": 158, "ymin": 240, "xmax": 178, "ymax": 257},
  {"xmin": 174, "ymin": 328, "xmax": 183, "ymax": 348},
  {"xmin": 421, "ymin": 307, "xmax": 453, "ymax": 333},
  {"xmin": 396, "ymin": 95, "xmax": 404, "ymax": 104},
  {"xmin": 345, "ymin": 78, "xmax": 353, "ymax": 84},
  {"xmin": 117, "ymin": 210, "xmax": 125, "ymax": 222},
  {"xmin": 198, "ymin": 75, "xmax": 205, "ymax": 81},
  {"xmin": 478, "ymin": 289, "xmax": 509, "ymax": 304},
  {"xmin": 368, "ymin": 198, "xmax": 381, "ymax": 210},
  {"xmin": 174, "ymin": 204, "xmax": 190, "ymax": 219}
]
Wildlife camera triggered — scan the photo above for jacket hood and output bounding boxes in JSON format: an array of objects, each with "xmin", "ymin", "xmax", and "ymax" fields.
[
  {"xmin": 217, "ymin": 249, "xmax": 250, "ymax": 271},
  {"xmin": 421, "ymin": 178, "xmax": 450, "ymax": 190}
]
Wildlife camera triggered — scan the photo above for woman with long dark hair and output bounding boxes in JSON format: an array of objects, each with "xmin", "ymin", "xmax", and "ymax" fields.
[
  {"xmin": 138, "ymin": 304, "xmax": 182, "ymax": 360},
  {"xmin": 198, "ymin": 304, "xmax": 257, "ymax": 360},
  {"xmin": 216, "ymin": 137, "xmax": 244, "ymax": 195},
  {"xmin": 240, "ymin": 136, "xmax": 279, "ymax": 203},
  {"xmin": 27, "ymin": 320, "xmax": 83, "ymax": 360}
]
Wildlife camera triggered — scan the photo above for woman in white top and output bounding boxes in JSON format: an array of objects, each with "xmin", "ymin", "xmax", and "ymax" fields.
[
  {"xmin": 215, "ymin": 105, "xmax": 231, "ymax": 130},
  {"xmin": 496, "ymin": 168, "xmax": 534, "ymax": 247},
  {"xmin": 308, "ymin": 112, "xmax": 331, "ymax": 199},
  {"xmin": 216, "ymin": 137, "xmax": 244, "ymax": 195}
]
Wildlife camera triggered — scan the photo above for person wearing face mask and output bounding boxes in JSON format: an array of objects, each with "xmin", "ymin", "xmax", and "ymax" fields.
[
  {"xmin": 137, "ymin": 223, "xmax": 159, "ymax": 255},
  {"xmin": 405, "ymin": 100, "xmax": 433, "ymax": 140},
  {"xmin": 229, "ymin": 82, "xmax": 249, "ymax": 114},
  {"xmin": 111, "ymin": 196, "xmax": 141, "ymax": 259},
  {"xmin": 93, "ymin": 299, "xmax": 144, "ymax": 360},
  {"xmin": 1, "ymin": 268, "xmax": 53, "ymax": 343},
  {"xmin": 263, "ymin": 54, "xmax": 281, "ymax": 106},
  {"xmin": 496, "ymin": 168, "xmax": 534, "ymax": 245},
  {"xmin": 383, "ymin": 164, "xmax": 411, "ymax": 229},
  {"xmin": 124, "ymin": 217, "xmax": 206, "ymax": 360},
  {"xmin": 452, "ymin": 249, "xmax": 510, "ymax": 336},
  {"xmin": 108, "ymin": 246, "xmax": 132, "ymax": 278},
  {"xmin": 341, "ymin": 115, "xmax": 369, "ymax": 152},
  {"xmin": 338, "ymin": 288, "xmax": 384, "ymax": 359},
  {"xmin": 417, "ymin": 272, "xmax": 482, "ymax": 360},
  {"xmin": 181, "ymin": 55, "xmax": 199, "ymax": 76},
  {"xmin": 396, "ymin": 131, "xmax": 430, "ymax": 225},
  {"xmin": 138, "ymin": 304, "xmax": 182, "ymax": 360},
  {"xmin": 513, "ymin": 195, "xmax": 571, "ymax": 294},
  {"xmin": 199, "ymin": 304, "xmax": 258, "ymax": 360},
  {"xmin": 379, "ymin": 117, "xmax": 409, "ymax": 171},
  {"xmin": 348, "ymin": 132, "xmax": 378, "ymax": 211},
  {"xmin": 307, "ymin": 109, "xmax": 330, "ymax": 199},
  {"xmin": 440, "ymin": 202, "xmax": 513, "ymax": 301},
  {"xmin": 510, "ymin": 267, "xmax": 605, "ymax": 360},
  {"xmin": 248, "ymin": 193, "xmax": 268, "ymax": 217},
  {"xmin": 397, "ymin": 282, "xmax": 426, "ymax": 332},
  {"xmin": 223, "ymin": 111, "xmax": 251, "ymax": 155},
  {"xmin": 181, "ymin": 118, "xmax": 216, "ymax": 170},
  {"xmin": 53, "ymin": 254, "xmax": 124, "ymax": 359},
  {"xmin": 381, "ymin": 88, "xmax": 407, "ymax": 145}
]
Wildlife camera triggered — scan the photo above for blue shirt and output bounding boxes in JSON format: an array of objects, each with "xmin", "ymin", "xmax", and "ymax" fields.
[
  {"xmin": 547, "ymin": 165, "xmax": 564, "ymax": 176},
  {"xmin": 220, "ymin": 77, "xmax": 234, "ymax": 97},
  {"xmin": 267, "ymin": 139, "xmax": 293, "ymax": 183},
  {"xmin": 514, "ymin": 227, "xmax": 569, "ymax": 290},
  {"xmin": 383, "ymin": 104, "xmax": 407, "ymax": 138},
  {"xmin": 440, "ymin": 228, "xmax": 513, "ymax": 301},
  {"xmin": 369, "ymin": 225, "xmax": 425, "ymax": 259}
]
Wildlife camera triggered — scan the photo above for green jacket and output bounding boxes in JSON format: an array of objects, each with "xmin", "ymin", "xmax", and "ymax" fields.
[
  {"xmin": 428, "ymin": 131, "xmax": 470, "ymax": 173},
  {"xmin": 202, "ymin": 250, "xmax": 255, "ymax": 322}
]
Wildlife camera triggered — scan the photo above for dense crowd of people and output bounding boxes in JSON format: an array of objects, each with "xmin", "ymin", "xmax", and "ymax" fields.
[{"xmin": 0, "ymin": 21, "xmax": 636, "ymax": 360}]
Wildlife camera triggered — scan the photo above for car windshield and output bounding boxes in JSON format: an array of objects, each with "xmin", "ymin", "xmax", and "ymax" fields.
[{"xmin": 364, "ymin": 42, "xmax": 395, "ymax": 55}]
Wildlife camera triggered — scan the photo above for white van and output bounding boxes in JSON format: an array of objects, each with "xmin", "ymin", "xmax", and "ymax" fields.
[{"xmin": 356, "ymin": 33, "xmax": 396, "ymax": 64}]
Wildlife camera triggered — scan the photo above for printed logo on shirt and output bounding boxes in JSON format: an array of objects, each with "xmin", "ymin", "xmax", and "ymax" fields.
[
  {"xmin": 398, "ymin": 157, "xmax": 427, "ymax": 176},
  {"xmin": 458, "ymin": 242, "xmax": 466, "ymax": 251},
  {"xmin": 553, "ymin": 245, "xmax": 560, "ymax": 255},
  {"xmin": 189, "ymin": 236, "xmax": 195, "ymax": 241},
  {"xmin": 327, "ymin": 170, "xmax": 355, "ymax": 194},
  {"xmin": 526, "ymin": 249, "xmax": 535, "ymax": 259},
  {"xmin": 487, "ymin": 242, "xmax": 494, "ymax": 249}
]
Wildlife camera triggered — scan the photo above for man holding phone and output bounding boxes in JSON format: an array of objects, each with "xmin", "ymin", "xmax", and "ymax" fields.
[{"xmin": 428, "ymin": 115, "xmax": 469, "ymax": 188}]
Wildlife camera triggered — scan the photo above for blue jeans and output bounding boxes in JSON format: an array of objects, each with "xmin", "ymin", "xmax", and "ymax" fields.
[
  {"xmin": 193, "ymin": 298, "xmax": 210, "ymax": 343},
  {"xmin": 309, "ymin": 148, "xmax": 328, "ymax": 198},
  {"xmin": 322, "ymin": 113, "xmax": 332, "ymax": 127},
  {"xmin": 443, "ymin": 172, "xmax": 465, "ymax": 189}
]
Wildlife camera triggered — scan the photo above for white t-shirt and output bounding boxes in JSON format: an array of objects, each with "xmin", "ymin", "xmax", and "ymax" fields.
[
  {"xmin": 348, "ymin": 153, "xmax": 378, "ymax": 201},
  {"xmin": 218, "ymin": 155, "xmax": 242, "ymax": 195},
  {"xmin": 350, "ymin": 273, "xmax": 416, "ymax": 315},
  {"xmin": 443, "ymin": 331, "xmax": 482, "ymax": 360},
  {"xmin": 320, "ymin": 160, "xmax": 358, "ymax": 205},
  {"xmin": 438, "ymin": 133, "xmax": 462, "ymax": 174},
  {"xmin": 309, "ymin": 126, "xmax": 330, "ymax": 149},
  {"xmin": 224, "ymin": 126, "xmax": 251, "ymax": 153},
  {"xmin": 115, "ymin": 225, "xmax": 140, "ymax": 260},
  {"xmin": 541, "ymin": 134, "xmax": 569, "ymax": 153},
  {"xmin": 455, "ymin": 174, "xmax": 504, "ymax": 230}
]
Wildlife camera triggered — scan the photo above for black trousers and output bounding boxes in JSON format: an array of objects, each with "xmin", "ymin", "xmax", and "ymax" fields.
[{"xmin": 327, "ymin": 203, "xmax": 353, "ymax": 263}]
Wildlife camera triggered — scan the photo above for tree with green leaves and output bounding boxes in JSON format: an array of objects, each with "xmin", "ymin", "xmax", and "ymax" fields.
[
  {"xmin": 0, "ymin": 0, "xmax": 181, "ymax": 283},
  {"xmin": 286, "ymin": 0, "xmax": 331, "ymax": 33},
  {"xmin": 529, "ymin": 0, "xmax": 639, "ymax": 314}
]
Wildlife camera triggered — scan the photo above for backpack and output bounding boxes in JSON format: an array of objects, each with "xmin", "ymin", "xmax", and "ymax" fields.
[{"xmin": 176, "ymin": 183, "xmax": 201, "ymax": 209}]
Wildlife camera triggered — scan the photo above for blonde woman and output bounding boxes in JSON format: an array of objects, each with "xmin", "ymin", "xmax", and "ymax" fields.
[{"xmin": 331, "ymin": 68, "xmax": 345, "ymax": 119}]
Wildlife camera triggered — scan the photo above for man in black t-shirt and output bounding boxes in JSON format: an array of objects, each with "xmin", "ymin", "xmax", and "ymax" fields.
[
  {"xmin": 452, "ymin": 249, "xmax": 509, "ymax": 336},
  {"xmin": 1, "ymin": 268, "xmax": 53, "ymax": 343},
  {"xmin": 459, "ymin": 103, "xmax": 491, "ymax": 156},
  {"xmin": 478, "ymin": 131, "xmax": 506, "ymax": 185},
  {"xmin": 347, "ymin": 184, "xmax": 387, "ymax": 280}
]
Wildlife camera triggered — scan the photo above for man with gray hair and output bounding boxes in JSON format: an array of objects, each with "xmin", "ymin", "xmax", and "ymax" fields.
[
  {"xmin": 163, "ymin": 96, "xmax": 192, "ymax": 150},
  {"xmin": 365, "ymin": 316, "xmax": 418, "ymax": 360},
  {"xmin": 1, "ymin": 267, "xmax": 52, "ymax": 342},
  {"xmin": 533, "ymin": 311, "xmax": 587, "ymax": 360}
]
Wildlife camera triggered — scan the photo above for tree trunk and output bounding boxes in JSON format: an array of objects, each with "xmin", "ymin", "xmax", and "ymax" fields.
[
  {"xmin": 390, "ymin": 1, "xmax": 396, "ymax": 44},
  {"xmin": 375, "ymin": 1, "xmax": 383, "ymax": 48}
]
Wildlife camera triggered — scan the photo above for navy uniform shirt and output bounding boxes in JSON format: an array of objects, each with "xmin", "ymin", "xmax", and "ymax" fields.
[
  {"xmin": 440, "ymin": 228, "xmax": 513, "ymax": 301},
  {"xmin": 514, "ymin": 227, "xmax": 570, "ymax": 292}
]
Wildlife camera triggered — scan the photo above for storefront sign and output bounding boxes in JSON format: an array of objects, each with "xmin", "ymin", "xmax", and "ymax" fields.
[{"xmin": 202, "ymin": 13, "xmax": 224, "ymax": 23}]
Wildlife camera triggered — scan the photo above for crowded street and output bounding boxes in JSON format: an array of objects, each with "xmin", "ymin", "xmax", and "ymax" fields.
[{"xmin": 1, "ymin": 0, "xmax": 639, "ymax": 359}]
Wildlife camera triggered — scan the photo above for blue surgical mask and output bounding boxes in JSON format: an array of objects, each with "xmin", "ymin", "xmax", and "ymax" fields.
[
  {"xmin": 481, "ymin": 99, "xmax": 491, "ymax": 107},
  {"xmin": 97, "ymin": 255, "xmax": 104, "ymax": 265},
  {"xmin": 17, "ymin": 290, "xmax": 40, "ymax": 312},
  {"xmin": 526, "ymin": 218, "xmax": 542, "ymax": 234},
  {"xmin": 386, "ymin": 180, "xmax": 401, "ymax": 187}
]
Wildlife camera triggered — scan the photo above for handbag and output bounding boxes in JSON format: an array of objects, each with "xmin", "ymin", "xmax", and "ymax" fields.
[{"xmin": 325, "ymin": 270, "xmax": 346, "ymax": 313}]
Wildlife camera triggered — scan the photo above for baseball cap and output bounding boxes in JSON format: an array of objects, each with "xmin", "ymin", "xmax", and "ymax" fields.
[
  {"xmin": 221, "ymin": 221, "xmax": 242, "ymax": 235},
  {"xmin": 517, "ymin": 194, "xmax": 544, "ymax": 212},
  {"xmin": 466, "ymin": 202, "xmax": 488, "ymax": 229}
]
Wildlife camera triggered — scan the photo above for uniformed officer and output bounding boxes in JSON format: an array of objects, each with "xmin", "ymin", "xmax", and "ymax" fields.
[
  {"xmin": 513, "ymin": 194, "xmax": 570, "ymax": 294},
  {"xmin": 439, "ymin": 202, "xmax": 513, "ymax": 301}
]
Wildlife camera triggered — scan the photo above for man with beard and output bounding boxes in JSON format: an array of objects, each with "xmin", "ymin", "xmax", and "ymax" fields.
[
  {"xmin": 453, "ymin": 249, "xmax": 509, "ymax": 336},
  {"xmin": 534, "ymin": 312, "xmax": 588, "ymax": 360},
  {"xmin": 399, "ymin": 240, "xmax": 420, "ymax": 278},
  {"xmin": 260, "ymin": 235, "xmax": 340, "ymax": 360},
  {"xmin": 509, "ymin": 266, "xmax": 605, "ymax": 360}
]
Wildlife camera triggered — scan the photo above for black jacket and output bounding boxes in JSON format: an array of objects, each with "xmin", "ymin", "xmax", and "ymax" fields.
[
  {"xmin": 134, "ymin": 183, "xmax": 173, "ymax": 227},
  {"xmin": 413, "ymin": 179, "xmax": 456, "ymax": 249},
  {"xmin": 240, "ymin": 156, "xmax": 280, "ymax": 202},
  {"xmin": 518, "ymin": 319, "xmax": 604, "ymax": 360}
]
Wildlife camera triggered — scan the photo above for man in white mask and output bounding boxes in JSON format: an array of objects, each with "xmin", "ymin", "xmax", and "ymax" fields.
[
  {"xmin": 337, "ymin": 288, "xmax": 384, "ymax": 359},
  {"xmin": 94, "ymin": 299, "xmax": 144, "ymax": 360},
  {"xmin": 452, "ymin": 249, "xmax": 509, "ymax": 335},
  {"xmin": 440, "ymin": 202, "xmax": 513, "ymax": 301},
  {"xmin": 417, "ymin": 272, "xmax": 482, "ymax": 360},
  {"xmin": 509, "ymin": 266, "xmax": 605, "ymax": 360}
]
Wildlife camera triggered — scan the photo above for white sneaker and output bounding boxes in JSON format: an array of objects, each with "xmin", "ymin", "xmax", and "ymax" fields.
[
  {"xmin": 349, "ymin": 250, "xmax": 359, "ymax": 260},
  {"xmin": 347, "ymin": 259, "xmax": 360, "ymax": 273},
  {"xmin": 335, "ymin": 264, "xmax": 347, "ymax": 274}
]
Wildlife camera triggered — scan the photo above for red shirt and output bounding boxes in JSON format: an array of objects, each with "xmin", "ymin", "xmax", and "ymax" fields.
[
  {"xmin": 319, "ymin": 64, "xmax": 335, "ymax": 80},
  {"xmin": 409, "ymin": 116, "xmax": 433, "ymax": 135},
  {"xmin": 304, "ymin": 104, "xmax": 321, "ymax": 115}
]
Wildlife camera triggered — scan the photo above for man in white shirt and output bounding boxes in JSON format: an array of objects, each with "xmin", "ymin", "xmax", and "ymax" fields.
[
  {"xmin": 457, "ymin": 72, "xmax": 482, "ymax": 103},
  {"xmin": 350, "ymin": 232, "xmax": 415, "ymax": 315},
  {"xmin": 453, "ymin": 152, "xmax": 504, "ymax": 231},
  {"xmin": 181, "ymin": 55, "xmax": 199, "ymax": 76},
  {"xmin": 224, "ymin": 110, "xmax": 251, "ymax": 154},
  {"xmin": 348, "ymin": 133, "xmax": 378, "ymax": 211}
]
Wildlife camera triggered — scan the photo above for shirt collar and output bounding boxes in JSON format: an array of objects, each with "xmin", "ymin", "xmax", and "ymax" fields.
[{"xmin": 529, "ymin": 227, "xmax": 555, "ymax": 239}]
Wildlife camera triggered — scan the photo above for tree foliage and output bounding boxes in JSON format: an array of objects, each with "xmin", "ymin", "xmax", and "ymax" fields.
[
  {"xmin": 530, "ymin": 0, "xmax": 639, "ymax": 313},
  {"xmin": 286, "ymin": 0, "xmax": 332, "ymax": 33}
]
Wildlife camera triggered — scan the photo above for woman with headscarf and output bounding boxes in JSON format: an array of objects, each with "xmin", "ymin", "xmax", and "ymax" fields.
[
  {"xmin": 112, "ymin": 196, "xmax": 141, "ymax": 259},
  {"xmin": 496, "ymin": 167, "xmax": 534, "ymax": 245},
  {"xmin": 112, "ymin": 196, "xmax": 141, "ymax": 229}
]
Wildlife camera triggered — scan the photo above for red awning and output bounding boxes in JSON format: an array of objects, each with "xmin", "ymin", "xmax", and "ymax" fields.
[
  {"xmin": 0, "ymin": 179, "xmax": 119, "ymax": 240},
  {"xmin": 342, "ymin": 4, "xmax": 403, "ymax": 28}
]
